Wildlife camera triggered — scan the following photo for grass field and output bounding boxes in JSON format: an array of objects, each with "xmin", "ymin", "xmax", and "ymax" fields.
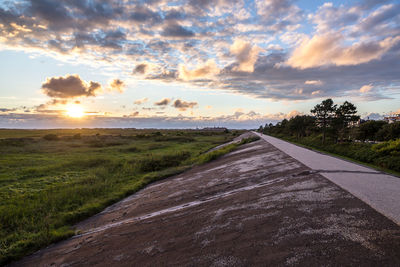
[{"xmin": 0, "ymin": 129, "xmax": 246, "ymax": 264}]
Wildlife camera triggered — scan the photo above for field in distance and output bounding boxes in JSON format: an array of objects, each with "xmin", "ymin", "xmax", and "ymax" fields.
[{"xmin": 0, "ymin": 128, "xmax": 242, "ymax": 264}]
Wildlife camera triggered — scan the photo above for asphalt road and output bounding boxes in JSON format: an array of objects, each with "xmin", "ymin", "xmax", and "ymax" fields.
[
  {"xmin": 254, "ymin": 132, "xmax": 400, "ymax": 226},
  {"xmin": 13, "ymin": 134, "xmax": 400, "ymax": 266}
]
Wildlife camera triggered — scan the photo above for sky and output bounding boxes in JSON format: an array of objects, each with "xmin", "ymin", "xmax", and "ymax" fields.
[{"xmin": 0, "ymin": 0, "xmax": 399, "ymax": 129}]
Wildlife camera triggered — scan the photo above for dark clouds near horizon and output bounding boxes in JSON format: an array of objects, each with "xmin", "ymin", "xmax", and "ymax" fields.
[
  {"xmin": 0, "ymin": 0, "xmax": 400, "ymax": 101},
  {"xmin": 41, "ymin": 75, "xmax": 102, "ymax": 98}
]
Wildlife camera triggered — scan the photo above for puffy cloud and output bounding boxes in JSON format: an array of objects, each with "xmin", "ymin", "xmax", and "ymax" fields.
[
  {"xmin": 178, "ymin": 60, "xmax": 220, "ymax": 81},
  {"xmin": 173, "ymin": 99, "xmax": 198, "ymax": 111},
  {"xmin": 255, "ymin": 0, "xmax": 302, "ymax": 29},
  {"xmin": 108, "ymin": 79, "xmax": 125, "ymax": 93},
  {"xmin": 310, "ymin": 2, "xmax": 361, "ymax": 33},
  {"xmin": 359, "ymin": 4, "xmax": 400, "ymax": 32},
  {"xmin": 133, "ymin": 63, "xmax": 148, "ymax": 74},
  {"xmin": 41, "ymin": 74, "xmax": 102, "ymax": 98},
  {"xmin": 154, "ymin": 98, "xmax": 171, "ymax": 106},
  {"xmin": 130, "ymin": 111, "xmax": 139, "ymax": 117},
  {"xmin": 0, "ymin": 0, "xmax": 399, "ymax": 103},
  {"xmin": 287, "ymin": 33, "xmax": 400, "ymax": 69},
  {"xmin": 130, "ymin": 6, "xmax": 162, "ymax": 24},
  {"xmin": 362, "ymin": 112, "xmax": 383, "ymax": 120},
  {"xmin": 359, "ymin": 84, "xmax": 374, "ymax": 93},
  {"xmin": 230, "ymin": 39, "xmax": 261, "ymax": 72},
  {"xmin": 161, "ymin": 23, "xmax": 195, "ymax": 38},
  {"xmin": 134, "ymin": 98, "xmax": 148, "ymax": 105}
]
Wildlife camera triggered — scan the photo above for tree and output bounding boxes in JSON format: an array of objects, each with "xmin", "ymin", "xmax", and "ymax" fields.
[
  {"xmin": 356, "ymin": 120, "xmax": 386, "ymax": 141},
  {"xmin": 288, "ymin": 115, "xmax": 316, "ymax": 139},
  {"xmin": 311, "ymin": 99, "xmax": 337, "ymax": 144},
  {"xmin": 334, "ymin": 101, "xmax": 360, "ymax": 142},
  {"xmin": 375, "ymin": 122, "xmax": 400, "ymax": 141}
]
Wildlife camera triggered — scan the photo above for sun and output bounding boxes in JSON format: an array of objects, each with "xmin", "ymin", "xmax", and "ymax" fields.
[{"xmin": 66, "ymin": 105, "xmax": 85, "ymax": 118}]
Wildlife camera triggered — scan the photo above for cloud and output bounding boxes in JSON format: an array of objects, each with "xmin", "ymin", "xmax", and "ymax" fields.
[
  {"xmin": 1, "ymin": 0, "xmax": 399, "ymax": 103},
  {"xmin": 178, "ymin": 60, "xmax": 220, "ymax": 81},
  {"xmin": 287, "ymin": 33, "xmax": 400, "ymax": 69},
  {"xmin": 230, "ymin": 39, "xmax": 261, "ymax": 72},
  {"xmin": 173, "ymin": 99, "xmax": 198, "ymax": 111},
  {"xmin": 134, "ymin": 98, "xmax": 148, "ymax": 105},
  {"xmin": 0, "ymin": 110, "xmax": 301, "ymax": 129},
  {"xmin": 130, "ymin": 6, "xmax": 162, "ymax": 24},
  {"xmin": 0, "ymin": 108, "xmax": 17, "ymax": 113},
  {"xmin": 362, "ymin": 112, "xmax": 383, "ymax": 120},
  {"xmin": 359, "ymin": 4, "xmax": 400, "ymax": 32},
  {"xmin": 305, "ymin": 80, "xmax": 323, "ymax": 85},
  {"xmin": 255, "ymin": 0, "xmax": 302, "ymax": 30},
  {"xmin": 161, "ymin": 23, "xmax": 195, "ymax": 38},
  {"xmin": 154, "ymin": 98, "xmax": 171, "ymax": 106},
  {"xmin": 359, "ymin": 84, "xmax": 374, "ymax": 93},
  {"xmin": 108, "ymin": 79, "xmax": 125, "ymax": 93},
  {"xmin": 41, "ymin": 74, "xmax": 102, "ymax": 98},
  {"xmin": 133, "ymin": 63, "xmax": 148, "ymax": 74},
  {"xmin": 310, "ymin": 2, "xmax": 361, "ymax": 33},
  {"xmin": 311, "ymin": 90, "xmax": 321, "ymax": 95},
  {"xmin": 130, "ymin": 111, "xmax": 139, "ymax": 117}
]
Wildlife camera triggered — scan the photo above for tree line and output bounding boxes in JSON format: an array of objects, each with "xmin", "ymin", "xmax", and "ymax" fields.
[{"xmin": 258, "ymin": 99, "xmax": 400, "ymax": 144}]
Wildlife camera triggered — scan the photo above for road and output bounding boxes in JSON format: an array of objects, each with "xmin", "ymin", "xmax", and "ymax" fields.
[
  {"xmin": 254, "ymin": 132, "xmax": 400, "ymax": 226},
  {"xmin": 14, "ymin": 134, "xmax": 400, "ymax": 266}
]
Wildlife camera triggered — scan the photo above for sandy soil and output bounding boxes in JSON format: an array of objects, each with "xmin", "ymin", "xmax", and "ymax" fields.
[{"xmin": 13, "ymin": 136, "xmax": 400, "ymax": 266}]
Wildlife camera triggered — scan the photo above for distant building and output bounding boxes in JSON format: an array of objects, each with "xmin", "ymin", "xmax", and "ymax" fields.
[
  {"xmin": 349, "ymin": 118, "xmax": 367, "ymax": 127},
  {"xmin": 202, "ymin": 127, "xmax": 228, "ymax": 132},
  {"xmin": 384, "ymin": 114, "xmax": 400, "ymax": 124}
]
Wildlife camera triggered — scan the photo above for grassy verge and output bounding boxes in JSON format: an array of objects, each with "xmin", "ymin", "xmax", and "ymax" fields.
[
  {"xmin": 265, "ymin": 133, "xmax": 400, "ymax": 177},
  {"xmin": 196, "ymin": 136, "xmax": 260, "ymax": 164},
  {"xmin": 0, "ymin": 129, "xmax": 253, "ymax": 264}
]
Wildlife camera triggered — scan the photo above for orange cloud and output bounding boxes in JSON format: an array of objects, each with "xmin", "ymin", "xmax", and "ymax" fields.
[
  {"xmin": 108, "ymin": 79, "xmax": 125, "ymax": 93},
  {"xmin": 359, "ymin": 84, "xmax": 373, "ymax": 93},
  {"xmin": 230, "ymin": 39, "xmax": 261, "ymax": 72},
  {"xmin": 305, "ymin": 80, "xmax": 323, "ymax": 85},
  {"xmin": 287, "ymin": 33, "xmax": 400, "ymax": 69},
  {"xmin": 178, "ymin": 60, "xmax": 220, "ymax": 81}
]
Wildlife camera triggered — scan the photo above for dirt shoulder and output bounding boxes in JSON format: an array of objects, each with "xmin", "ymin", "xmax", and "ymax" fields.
[{"xmin": 14, "ymin": 139, "xmax": 400, "ymax": 266}]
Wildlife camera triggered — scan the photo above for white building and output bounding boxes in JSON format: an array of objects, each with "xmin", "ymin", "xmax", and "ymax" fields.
[{"xmin": 384, "ymin": 114, "xmax": 400, "ymax": 124}]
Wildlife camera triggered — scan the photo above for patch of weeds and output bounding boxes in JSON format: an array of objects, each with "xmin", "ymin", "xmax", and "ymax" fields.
[
  {"xmin": 42, "ymin": 134, "xmax": 59, "ymax": 141},
  {"xmin": 135, "ymin": 151, "xmax": 191, "ymax": 172}
]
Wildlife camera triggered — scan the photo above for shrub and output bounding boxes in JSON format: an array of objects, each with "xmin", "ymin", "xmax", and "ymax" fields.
[
  {"xmin": 136, "ymin": 151, "xmax": 191, "ymax": 172},
  {"xmin": 43, "ymin": 134, "xmax": 59, "ymax": 141},
  {"xmin": 72, "ymin": 133, "xmax": 81, "ymax": 139}
]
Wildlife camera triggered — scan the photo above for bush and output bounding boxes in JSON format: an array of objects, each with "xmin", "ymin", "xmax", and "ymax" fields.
[
  {"xmin": 72, "ymin": 133, "xmax": 81, "ymax": 139},
  {"xmin": 136, "ymin": 151, "xmax": 191, "ymax": 172},
  {"xmin": 43, "ymin": 134, "xmax": 59, "ymax": 141},
  {"xmin": 154, "ymin": 136, "xmax": 195, "ymax": 142}
]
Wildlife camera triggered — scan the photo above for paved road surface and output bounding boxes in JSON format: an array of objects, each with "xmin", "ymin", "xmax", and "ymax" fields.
[
  {"xmin": 14, "ymin": 135, "xmax": 400, "ymax": 266},
  {"xmin": 255, "ymin": 132, "xmax": 400, "ymax": 226}
]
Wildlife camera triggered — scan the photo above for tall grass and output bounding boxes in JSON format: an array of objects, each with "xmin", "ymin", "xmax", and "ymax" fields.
[{"xmin": 0, "ymin": 129, "xmax": 247, "ymax": 264}]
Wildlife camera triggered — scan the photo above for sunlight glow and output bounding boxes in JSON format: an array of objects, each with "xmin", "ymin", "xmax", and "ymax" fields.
[{"xmin": 66, "ymin": 105, "xmax": 85, "ymax": 118}]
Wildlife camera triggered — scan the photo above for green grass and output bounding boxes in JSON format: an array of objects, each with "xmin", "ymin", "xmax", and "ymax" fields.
[
  {"xmin": 266, "ymin": 133, "xmax": 400, "ymax": 177},
  {"xmin": 0, "ymin": 129, "xmax": 249, "ymax": 264}
]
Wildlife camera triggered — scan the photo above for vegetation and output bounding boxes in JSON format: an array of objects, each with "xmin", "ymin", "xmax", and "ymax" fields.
[
  {"xmin": 258, "ymin": 99, "xmax": 400, "ymax": 173},
  {"xmin": 0, "ymin": 129, "xmax": 250, "ymax": 264}
]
